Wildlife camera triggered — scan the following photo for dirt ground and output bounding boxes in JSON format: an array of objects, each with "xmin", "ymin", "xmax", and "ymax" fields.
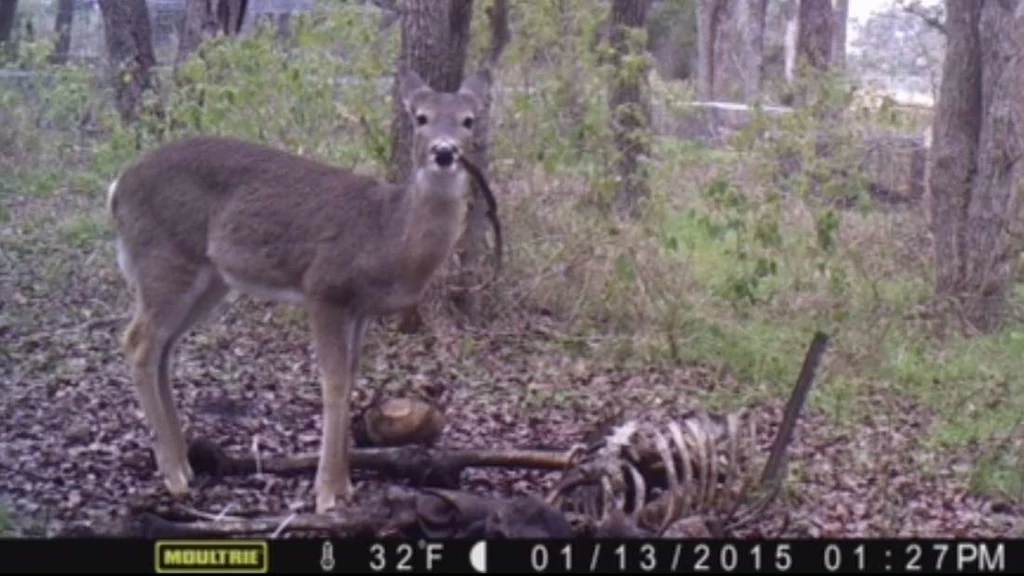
[{"xmin": 0, "ymin": 193, "xmax": 1020, "ymax": 538}]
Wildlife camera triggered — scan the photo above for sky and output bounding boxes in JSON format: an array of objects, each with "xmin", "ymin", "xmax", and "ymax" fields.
[
  {"xmin": 849, "ymin": 0, "xmax": 893, "ymax": 25},
  {"xmin": 847, "ymin": 0, "xmax": 942, "ymax": 42}
]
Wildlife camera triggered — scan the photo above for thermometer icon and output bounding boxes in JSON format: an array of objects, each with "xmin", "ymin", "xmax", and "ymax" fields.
[{"xmin": 321, "ymin": 540, "xmax": 336, "ymax": 572}]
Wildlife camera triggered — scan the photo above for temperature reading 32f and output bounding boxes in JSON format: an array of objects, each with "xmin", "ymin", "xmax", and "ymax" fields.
[{"xmin": 368, "ymin": 541, "xmax": 445, "ymax": 572}]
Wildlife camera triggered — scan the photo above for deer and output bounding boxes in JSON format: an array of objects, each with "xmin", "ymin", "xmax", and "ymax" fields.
[{"xmin": 107, "ymin": 66, "xmax": 495, "ymax": 514}]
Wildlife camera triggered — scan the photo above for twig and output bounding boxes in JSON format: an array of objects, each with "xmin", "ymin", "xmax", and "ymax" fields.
[
  {"xmin": 271, "ymin": 513, "xmax": 297, "ymax": 539},
  {"xmin": 175, "ymin": 503, "xmax": 245, "ymax": 522},
  {"xmin": 759, "ymin": 331, "xmax": 830, "ymax": 487},
  {"xmin": 251, "ymin": 434, "xmax": 263, "ymax": 477},
  {"xmin": 899, "ymin": 0, "xmax": 946, "ymax": 35},
  {"xmin": 130, "ymin": 511, "xmax": 385, "ymax": 538}
]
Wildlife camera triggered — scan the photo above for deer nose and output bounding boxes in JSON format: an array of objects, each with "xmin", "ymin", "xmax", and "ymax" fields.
[{"xmin": 430, "ymin": 142, "xmax": 460, "ymax": 168}]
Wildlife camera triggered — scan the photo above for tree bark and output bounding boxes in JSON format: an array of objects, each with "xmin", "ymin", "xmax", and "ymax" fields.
[
  {"xmin": 175, "ymin": 0, "xmax": 249, "ymax": 69},
  {"xmin": 740, "ymin": 0, "xmax": 767, "ymax": 102},
  {"xmin": 697, "ymin": 0, "xmax": 724, "ymax": 100},
  {"xmin": 390, "ymin": 0, "xmax": 475, "ymax": 333},
  {"xmin": 966, "ymin": 0, "xmax": 1024, "ymax": 329},
  {"xmin": 929, "ymin": 0, "xmax": 983, "ymax": 302},
  {"xmin": 929, "ymin": 0, "xmax": 1024, "ymax": 334},
  {"xmin": 50, "ymin": 0, "xmax": 74, "ymax": 65},
  {"xmin": 796, "ymin": 0, "xmax": 832, "ymax": 73},
  {"xmin": 783, "ymin": 0, "xmax": 798, "ymax": 83},
  {"xmin": 98, "ymin": 0, "xmax": 158, "ymax": 126},
  {"xmin": 450, "ymin": 0, "xmax": 510, "ymax": 323},
  {"xmin": 830, "ymin": 0, "xmax": 848, "ymax": 71},
  {"xmin": 0, "ymin": 0, "xmax": 17, "ymax": 61},
  {"xmin": 609, "ymin": 0, "xmax": 652, "ymax": 218}
]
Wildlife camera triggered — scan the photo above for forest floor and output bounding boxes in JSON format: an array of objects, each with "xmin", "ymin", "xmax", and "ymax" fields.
[{"xmin": 1, "ymin": 186, "xmax": 1022, "ymax": 539}]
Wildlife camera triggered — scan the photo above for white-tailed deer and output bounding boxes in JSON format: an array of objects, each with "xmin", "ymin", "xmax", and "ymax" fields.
[{"xmin": 108, "ymin": 66, "xmax": 492, "ymax": 514}]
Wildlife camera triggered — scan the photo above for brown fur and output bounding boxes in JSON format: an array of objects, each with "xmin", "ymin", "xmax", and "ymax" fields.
[{"xmin": 109, "ymin": 67, "xmax": 489, "ymax": 514}]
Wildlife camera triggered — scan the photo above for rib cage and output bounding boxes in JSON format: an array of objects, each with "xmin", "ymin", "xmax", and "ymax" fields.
[{"xmin": 547, "ymin": 409, "xmax": 769, "ymax": 535}]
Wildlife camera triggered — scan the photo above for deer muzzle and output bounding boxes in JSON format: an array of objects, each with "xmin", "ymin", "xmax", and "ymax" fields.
[{"xmin": 429, "ymin": 141, "xmax": 461, "ymax": 170}]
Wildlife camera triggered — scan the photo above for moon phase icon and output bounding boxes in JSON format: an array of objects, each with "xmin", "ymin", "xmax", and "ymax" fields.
[{"xmin": 469, "ymin": 540, "xmax": 487, "ymax": 572}]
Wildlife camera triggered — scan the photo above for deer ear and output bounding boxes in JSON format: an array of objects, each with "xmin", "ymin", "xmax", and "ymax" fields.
[
  {"xmin": 398, "ymin": 66, "xmax": 431, "ymax": 114},
  {"xmin": 458, "ymin": 69, "xmax": 491, "ymax": 108}
]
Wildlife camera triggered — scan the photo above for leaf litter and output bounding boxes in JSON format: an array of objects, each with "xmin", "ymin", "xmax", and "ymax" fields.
[{"xmin": 0, "ymin": 196, "xmax": 1020, "ymax": 538}]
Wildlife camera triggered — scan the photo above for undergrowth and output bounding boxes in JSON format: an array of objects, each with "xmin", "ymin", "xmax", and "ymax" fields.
[{"xmin": 1, "ymin": 0, "xmax": 1022, "ymax": 505}]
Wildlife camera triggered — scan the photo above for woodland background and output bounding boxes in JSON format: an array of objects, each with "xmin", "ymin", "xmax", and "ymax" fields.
[{"xmin": 1, "ymin": 0, "xmax": 1022, "ymax": 537}]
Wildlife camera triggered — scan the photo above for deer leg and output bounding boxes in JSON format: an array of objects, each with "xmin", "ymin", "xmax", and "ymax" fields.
[
  {"xmin": 120, "ymin": 250, "xmax": 224, "ymax": 497},
  {"xmin": 349, "ymin": 317, "xmax": 368, "ymax": 387},
  {"xmin": 157, "ymin": 274, "xmax": 230, "ymax": 478},
  {"xmin": 306, "ymin": 300, "xmax": 358, "ymax": 514},
  {"xmin": 123, "ymin": 305, "xmax": 190, "ymax": 494}
]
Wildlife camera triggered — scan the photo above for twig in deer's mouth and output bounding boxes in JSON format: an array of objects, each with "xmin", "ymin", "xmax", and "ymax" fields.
[{"xmin": 458, "ymin": 156, "xmax": 503, "ymax": 282}]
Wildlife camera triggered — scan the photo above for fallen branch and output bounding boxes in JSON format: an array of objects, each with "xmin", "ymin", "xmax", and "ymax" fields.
[
  {"xmin": 124, "ymin": 486, "xmax": 582, "ymax": 539},
  {"xmin": 724, "ymin": 330, "xmax": 830, "ymax": 532},
  {"xmin": 188, "ymin": 438, "xmax": 580, "ymax": 488},
  {"xmin": 126, "ymin": 510, "xmax": 389, "ymax": 538}
]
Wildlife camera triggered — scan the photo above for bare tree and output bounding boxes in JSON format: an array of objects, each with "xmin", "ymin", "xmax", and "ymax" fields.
[
  {"xmin": 899, "ymin": 0, "xmax": 946, "ymax": 35},
  {"xmin": 98, "ymin": 0, "xmax": 158, "ymax": 126},
  {"xmin": 50, "ymin": 0, "xmax": 74, "ymax": 65},
  {"xmin": 796, "ymin": 0, "xmax": 831, "ymax": 73},
  {"xmin": 0, "ymin": 0, "xmax": 17, "ymax": 61},
  {"xmin": 830, "ymin": 0, "xmax": 848, "ymax": 71},
  {"xmin": 609, "ymin": 0, "xmax": 653, "ymax": 218},
  {"xmin": 740, "ymin": 0, "xmax": 767, "ymax": 101},
  {"xmin": 176, "ymin": 0, "xmax": 249, "ymax": 68},
  {"xmin": 647, "ymin": 0, "xmax": 697, "ymax": 82},
  {"xmin": 783, "ymin": 0, "xmax": 798, "ymax": 83},
  {"xmin": 929, "ymin": 0, "xmax": 1024, "ymax": 333},
  {"xmin": 696, "ymin": 0, "xmax": 724, "ymax": 99},
  {"xmin": 450, "ymin": 0, "xmax": 510, "ymax": 322},
  {"xmin": 693, "ymin": 0, "xmax": 766, "ymax": 101}
]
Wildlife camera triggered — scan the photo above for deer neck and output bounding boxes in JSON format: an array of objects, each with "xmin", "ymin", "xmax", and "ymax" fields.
[{"xmin": 398, "ymin": 167, "xmax": 469, "ymax": 275}]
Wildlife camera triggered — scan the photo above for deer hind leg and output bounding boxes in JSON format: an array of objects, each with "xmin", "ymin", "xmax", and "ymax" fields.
[
  {"xmin": 158, "ymin": 273, "xmax": 229, "ymax": 474},
  {"xmin": 119, "ymin": 244, "xmax": 227, "ymax": 496}
]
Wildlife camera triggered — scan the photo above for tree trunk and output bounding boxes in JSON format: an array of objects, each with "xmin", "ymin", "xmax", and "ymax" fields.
[
  {"xmin": 830, "ymin": 0, "xmax": 848, "ymax": 71},
  {"xmin": 930, "ymin": 0, "xmax": 1024, "ymax": 334},
  {"xmin": 740, "ymin": 0, "xmax": 767, "ymax": 102},
  {"xmin": 930, "ymin": 0, "xmax": 983, "ymax": 302},
  {"xmin": 390, "ymin": 0, "xmax": 474, "ymax": 333},
  {"xmin": 783, "ymin": 0, "xmax": 798, "ymax": 83},
  {"xmin": 697, "ymin": 0, "xmax": 723, "ymax": 100},
  {"xmin": 50, "ymin": 0, "xmax": 74, "ymax": 65},
  {"xmin": 966, "ymin": 0, "xmax": 1024, "ymax": 331},
  {"xmin": 609, "ymin": 0, "xmax": 652, "ymax": 218},
  {"xmin": 175, "ymin": 0, "xmax": 249, "ymax": 68},
  {"xmin": 648, "ymin": 0, "xmax": 697, "ymax": 82},
  {"xmin": 796, "ymin": 0, "xmax": 831, "ymax": 73},
  {"xmin": 98, "ymin": 0, "xmax": 157, "ymax": 126},
  {"xmin": 0, "ymin": 0, "xmax": 17, "ymax": 62},
  {"xmin": 449, "ymin": 0, "xmax": 510, "ymax": 323}
]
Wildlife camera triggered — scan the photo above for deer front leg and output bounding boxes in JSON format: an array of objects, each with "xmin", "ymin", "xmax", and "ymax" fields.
[{"xmin": 307, "ymin": 301, "xmax": 358, "ymax": 514}]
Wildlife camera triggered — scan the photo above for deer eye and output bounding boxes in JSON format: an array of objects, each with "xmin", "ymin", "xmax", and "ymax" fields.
[
  {"xmin": 416, "ymin": 113, "xmax": 428, "ymax": 126},
  {"xmin": 462, "ymin": 116, "xmax": 475, "ymax": 129}
]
